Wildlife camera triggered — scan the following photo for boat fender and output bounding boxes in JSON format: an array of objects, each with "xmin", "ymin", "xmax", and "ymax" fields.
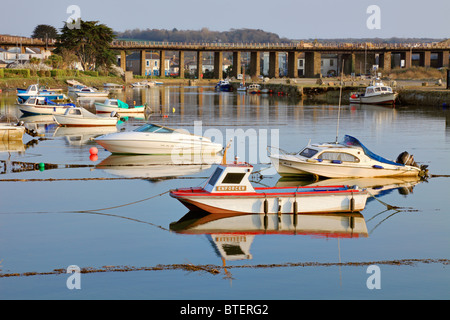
[
  {"xmin": 331, "ymin": 160, "xmax": 342, "ymax": 164},
  {"xmin": 350, "ymin": 197, "xmax": 355, "ymax": 212},
  {"xmin": 263, "ymin": 198, "xmax": 268, "ymax": 214},
  {"xmin": 372, "ymin": 165, "xmax": 383, "ymax": 169},
  {"xmin": 293, "ymin": 201, "xmax": 298, "ymax": 215}
]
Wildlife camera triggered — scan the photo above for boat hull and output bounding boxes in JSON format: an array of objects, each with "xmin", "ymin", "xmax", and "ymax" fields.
[
  {"xmin": 95, "ymin": 137, "xmax": 223, "ymax": 155},
  {"xmin": 271, "ymin": 154, "xmax": 420, "ymax": 178},
  {"xmin": 95, "ymin": 103, "xmax": 146, "ymax": 114},
  {"xmin": 349, "ymin": 93, "xmax": 398, "ymax": 105},
  {"xmin": 19, "ymin": 104, "xmax": 73, "ymax": 115},
  {"xmin": 170, "ymin": 186, "xmax": 368, "ymax": 214},
  {"xmin": 53, "ymin": 115, "xmax": 118, "ymax": 127}
]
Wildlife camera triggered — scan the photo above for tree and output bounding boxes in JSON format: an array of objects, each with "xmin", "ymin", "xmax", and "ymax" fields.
[
  {"xmin": 31, "ymin": 24, "xmax": 58, "ymax": 39},
  {"xmin": 55, "ymin": 20, "xmax": 116, "ymax": 71}
]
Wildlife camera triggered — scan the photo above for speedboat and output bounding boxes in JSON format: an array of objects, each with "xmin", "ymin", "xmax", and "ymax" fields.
[
  {"xmin": 95, "ymin": 123, "xmax": 223, "ymax": 155},
  {"xmin": 18, "ymin": 96, "xmax": 76, "ymax": 115},
  {"xmin": 95, "ymin": 99, "xmax": 149, "ymax": 114},
  {"xmin": 17, "ymin": 84, "xmax": 67, "ymax": 103},
  {"xmin": 247, "ymin": 84, "xmax": 261, "ymax": 94},
  {"xmin": 53, "ymin": 107, "xmax": 119, "ymax": 127},
  {"xmin": 269, "ymin": 135, "xmax": 427, "ymax": 178},
  {"xmin": 349, "ymin": 78, "xmax": 398, "ymax": 105},
  {"xmin": 75, "ymin": 87, "xmax": 109, "ymax": 98},
  {"xmin": 236, "ymin": 83, "xmax": 247, "ymax": 92},
  {"xmin": 170, "ymin": 161, "xmax": 368, "ymax": 214},
  {"xmin": 0, "ymin": 123, "xmax": 25, "ymax": 141},
  {"xmin": 215, "ymin": 80, "xmax": 232, "ymax": 92}
]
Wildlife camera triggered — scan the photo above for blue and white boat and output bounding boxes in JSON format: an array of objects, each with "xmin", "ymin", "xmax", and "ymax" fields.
[
  {"xmin": 18, "ymin": 96, "xmax": 76, "ymax": 115},
  {"xmin": 269, "ymin": 135, "xmax": 427, "ymax": 178},
  {"xmin": 215, "ymin": 80, "xmax": 232, "ymax": 92},
  {"xmin": 17, "ymin": 84, "xmax": 67, "ymax": 103}
]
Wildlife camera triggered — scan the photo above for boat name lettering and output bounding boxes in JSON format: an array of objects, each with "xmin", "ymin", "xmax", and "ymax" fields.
[{"xmin": 216, "ymin": 186, "xmax": 247, "ymax": 191}]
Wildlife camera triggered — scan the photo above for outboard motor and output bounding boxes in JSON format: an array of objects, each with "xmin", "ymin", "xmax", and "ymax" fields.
[{"xmin": 396, "ymin": 151, "xmax": 418, "ymax": 168}]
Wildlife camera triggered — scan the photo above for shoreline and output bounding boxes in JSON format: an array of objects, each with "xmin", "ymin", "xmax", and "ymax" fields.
[{"xmin": 1, "ymin": 76, "xmax": 448, "ymax": 106}]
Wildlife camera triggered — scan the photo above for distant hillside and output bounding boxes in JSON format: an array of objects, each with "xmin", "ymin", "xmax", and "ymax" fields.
[
  {"xmin": 117, "ymin": 28, "xmax": 291, "ymax": 43},
  {"xmin": 116, "ymin": 28, "xmax": 445, "ymax": 44}
]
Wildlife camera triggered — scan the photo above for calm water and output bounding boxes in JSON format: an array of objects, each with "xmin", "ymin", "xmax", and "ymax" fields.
[{"xmin": 0, "ymin": 86, "xmax": 449, "ymax": 300}]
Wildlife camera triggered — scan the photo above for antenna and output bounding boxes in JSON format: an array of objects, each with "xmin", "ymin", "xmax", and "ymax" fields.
[{"xmin": 335, "ymin": 60, "xmax": 344, "ymax": 144}]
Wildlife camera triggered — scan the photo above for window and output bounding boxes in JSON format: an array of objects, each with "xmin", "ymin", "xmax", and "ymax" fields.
[
  {"xmin": 208, "ymin": 167, "xmax": 223, "ymax": 186},
  {"xmin": 69, "ymin": 109, "xmax": 82, "ymax": 115},
  {"xmin": 381, "ymin": 87, "xmax": 387, "ymax": 91},
  {"xmin": 222, "ymin": 173, "xmax": 246, "ymax": 184},
  {"xmin": 329, "ymin": 59, "xmax": 334, "ymax": 66},
  {"xmin": 134, "ymin": 124, "xmax": 174, "ymax": 133},
  {"xmin": 299, "ymin": 148, "xmax": 318, "ymax": 158},
  {"xmin": 318, "ymin": 152, "xmax": 359, "ymax": 162}
]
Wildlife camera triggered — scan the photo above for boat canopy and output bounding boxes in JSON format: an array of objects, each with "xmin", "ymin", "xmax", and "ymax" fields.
[
  {"xmin": 44, "ymin": 97, "xmax": 75, "ymax": 107},
  {"xmin": 133, "ymin": 123, "xmax": 174, "ymax": 133},
  {"xmin": 343, "ymin": 135, "xmax": 403, "ymax": 166}
]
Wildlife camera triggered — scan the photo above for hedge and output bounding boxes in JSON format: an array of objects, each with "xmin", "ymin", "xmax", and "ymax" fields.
[
  {"xmin": 0, "ymin": 69, "xmax": 3, "ymax": 78},
  {"xmin": 82, "ymin": 70, "xmax": 98, "ymax": 77},
  {"xmin": 50, "ymin": 69, "xmax": 79, "ymax": 77},
  {"xmin": 4, "ymin": 69, "xmax": 30, "ymax": 78}
]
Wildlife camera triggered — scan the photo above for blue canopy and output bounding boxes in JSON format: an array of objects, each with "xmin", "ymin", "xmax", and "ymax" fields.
[{"xmin": 343, "ymin": 135, "xmax": 403, "ymax": 166}]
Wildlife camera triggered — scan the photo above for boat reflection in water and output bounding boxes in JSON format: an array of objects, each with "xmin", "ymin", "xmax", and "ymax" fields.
[
  {"xmin": 53, "ymin": 125, "xmax": 118, "ymax": 145},
  {"xmin": 275, "ymin": 176, "xmax": 423, "ymax": 200},
  {"xmin": 170, "ymin": 210, "xmax": 368, "ymax": 261},
  {"xmin": 96, "ymin": 153, "xmax": 221, "ymax": 179}
]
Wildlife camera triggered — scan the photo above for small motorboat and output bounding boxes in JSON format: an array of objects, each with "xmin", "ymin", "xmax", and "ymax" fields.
[
  {"xmin": 18, "ymin": 96, "xmax": 76, "ymax": 115},
  {"xmin": 169, "ymin": 161, "xmax": 368, "ymax": 214},
  {"xmin": 269, "ymin": 135, "xmax": 428, "ymax": 178},
  {"xmin": 236, "ymin": 83, "xmax": 247, "ymax": 92},
  {"xmin": 95, "ymin": 99, "xmax": 149, "ymax": 114},
  {"xmin": 17, "ymin": 84, "xmax": 67, "ymax": 103},
  {"xmin": 247, "ymin": 83, "xmax": 261, "ymax": 94},
  {"xmin": 95, "ymin": 123, "xmax": 223, "ymax": 155},
  {"xmin": 75, "ymin": 87, "xmax": 109, "ymax": 98},
  {"xmin": 0, "ymin": 123, "xmax": 25, "ymax": 141},
  {"xmin": 53, "ymin": 107, "xmax": 119, "ymax": 127},
  {"xmin": 349, "ymin": 78, "xmax": 398, "ymax": 105},
  {"xmin": 215, "ymin": 80, "xmax": 232, "ymax": 92}
]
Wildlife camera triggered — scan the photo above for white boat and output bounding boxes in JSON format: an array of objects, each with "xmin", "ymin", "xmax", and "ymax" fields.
[
  {"xmin": 247, "ymin": 83, "xmax": 260, "ymax": 94},
  {"xmin": 68, "ymin": 85, "xmax": 86, "ymax": 93},
  {"xmin": 131, "ymin": 82, "xmax": 148, "ymax": 88},
  {"xmin": 53, "ymin": 107, "xmax": 119, "ymax": 127},
  {"xmin": 95, "ymin": 123, "xmax": 223, "ymax": 155},
  {"xmin": 269, "ymin": 135, "xmax": 427, "ymax": 178},
  {"xmin": 0, "ymin": 123, "xmax": 25, "ymax": 141},
  {"xmin": 75, "ymin": 87, "xmax": 109, "ymax": 98},
  {"xmin": 17, "ymin": 84, "xmax": 67, "ymax": 103},
  {"xmin": 170, "ymin": 161, "xmax": 368, "ymax": 214},
  {"xmin": 237, "ymin": 82, "xmax": 247, "ymax": 92},
  {"xmin": 95, "ymin": 99, "xmax": 149, "ymax": 114},
  {"xmin": 349, "ymin": 78, "xmax": 398, "ymax": 105},
  {"xmin": 18, "ymin": 96, "xmax": 76, "ymax": 115}
]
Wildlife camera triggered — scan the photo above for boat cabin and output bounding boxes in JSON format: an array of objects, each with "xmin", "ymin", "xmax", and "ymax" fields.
[{"xmin": 203, "ymin": 163, "xmax": 255, "ymax": 193}]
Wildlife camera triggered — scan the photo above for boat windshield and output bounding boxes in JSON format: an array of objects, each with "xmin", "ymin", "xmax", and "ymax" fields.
[
  {"xmin": 299, "ymin": 147, "xmax": 318, "ymax": 158},
  {"xmin": 134, "ymin": 124, "xmax": 174, "ymax": 133}
]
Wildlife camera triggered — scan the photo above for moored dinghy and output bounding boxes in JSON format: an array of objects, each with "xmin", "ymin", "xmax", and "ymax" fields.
[
  {"xmin": 170, "ymin": 161, "xmax": 368, "ymax": 214},
  {"xmin": 94, "ymin": 99, "xmax": 149, "ymax": 114},
  {"xmin": 53, "ymin": 107, "xmax": 119, "ymax": 127}
]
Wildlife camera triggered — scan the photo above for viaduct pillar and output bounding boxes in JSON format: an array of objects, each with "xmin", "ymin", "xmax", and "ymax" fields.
[
  {"xmin": 232, "ymin": 51, "xmax": 241, "ymax": 78},
  {"xmin": 140, "ymin": 50, "xmax": 146, "ymax": 76},
  {"xmin": 214, "ymin": 51, "xmax": 223, "ymax": 79},
  {"xmin": 159, "ymin": 50, "xmax": 166, "ymax": 78},
  {"xmin": 249, "ymin": 51, "xmax": 260, "ymax": 78},
  {"xmin": 304, "ymin": 52, "xmax": 321, "ymax": 78},
  {"xmin": 269, "ymin": 52, "xmax": 279, "ymax": 78},
  {"xmin": 380, "ymin": 52, "xmax": 391, "ymax": 72},
  {"xmin": 196, "ymin": 51, "xmax": 203, "ymax": 79},
  {"xmin": 287, "ymin": 51, "xmax": 299, "ymax": 78},
  {"xmin": 179, "ymin": 51, "xmax": 184, "ymax": 78},
  {"xmin": 120, "ymin": 50, "xmax": 126, "ymax": 71},
  {"xmin": 442, "ymin": 51, "xmax": 449, "ymax": 68}
]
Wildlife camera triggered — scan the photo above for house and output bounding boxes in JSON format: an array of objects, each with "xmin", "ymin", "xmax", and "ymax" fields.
[
  {"xmin": 125, "ymin": 51, "xmax": 170, "ymax": 76},
  {"xmin": 0, "ymin": 47, "xmax": 51, "ymax": 67}
]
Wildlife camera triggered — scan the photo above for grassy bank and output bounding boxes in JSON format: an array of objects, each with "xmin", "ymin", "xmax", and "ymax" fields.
[{"xmin": 0, "ymin": 76, "xmax": 126, "ymax": 91}]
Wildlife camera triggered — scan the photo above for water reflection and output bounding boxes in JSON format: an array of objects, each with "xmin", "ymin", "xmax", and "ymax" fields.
[
  {"xmin": 96, "ymin": 153, "xmax": 221, "ymax": 178},
  {"xmin": 170, "ymin": 211, "xmax": 368, "ymax": 261},
  {"xmin": 53, "ymin": 126, "xmax": 118, "ymax": 146}
]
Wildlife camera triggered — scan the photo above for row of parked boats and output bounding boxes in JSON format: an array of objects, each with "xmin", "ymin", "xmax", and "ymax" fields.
[{"xmin": 2, "ymin": 79, "xmax": 422, "ymax": 218}]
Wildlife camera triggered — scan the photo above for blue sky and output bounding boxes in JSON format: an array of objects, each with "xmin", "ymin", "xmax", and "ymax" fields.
[{"xmin": 1, "ymin": 0, "xmax": 449, "ymax": 39}]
